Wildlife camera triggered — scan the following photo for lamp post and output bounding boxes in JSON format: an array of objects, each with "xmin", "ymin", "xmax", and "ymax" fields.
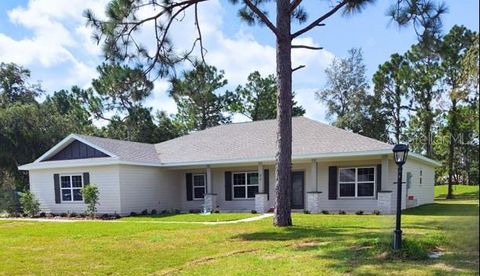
[{"xmin": 392, "ymin": 144, "xmax": 409, "ymax": 250}]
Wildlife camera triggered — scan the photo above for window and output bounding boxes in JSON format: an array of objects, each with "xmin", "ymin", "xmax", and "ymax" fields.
[
  {"xmin": 419, "ymin": 170, "xmax": 423, "ymax": 185},
  {"xmin": 232, "ymin": 172, "xmax": 259, "ymax": 199},
  {"xmin": 193, "ymin": 174, "xmax": 206, "ymax": 200},
  {"xmin": 60, "ymin": 174, "xmax": 83, "ymax": 202},
  {"xmin": 338, "ymin": 167, "xmax": 375, "ymax": 198}
]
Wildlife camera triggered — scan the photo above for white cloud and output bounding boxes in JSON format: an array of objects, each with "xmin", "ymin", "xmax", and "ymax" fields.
[{"xmin": 0, "ymin": 0, "xmax": 332, "ymax": 122}]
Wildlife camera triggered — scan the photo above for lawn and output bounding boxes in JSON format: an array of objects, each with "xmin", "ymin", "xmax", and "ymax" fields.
[
  {"xmin": 121, "ymin": 212, "xmax": 257, "ymax": 222},
  {"xmin": 1, "ymin": 188, "xmax": 478, "ymax": 275},
  {"xmin": 435, "ymin": 184, "xmax": 479, "ymax": 199}
]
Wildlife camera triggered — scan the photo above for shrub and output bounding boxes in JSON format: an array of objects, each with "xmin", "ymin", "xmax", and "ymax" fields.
[
  {"xmin": 60, "ymin": 212, "xmax": 68, "ymax": 217},
  {"xmin": 303, "ymin": 210, "xmax": 311, "ymax": 214},
  {"xmin": 251, "ymin": 210, "xmax": 257, "ymax": 214},
  {"xmin": 81, "ymin": 184, "xmax": 99, "ymax": 218},
  {"xmin": 151, "ymin": 209, "xmax": 157, "ymax": 215},
  {"xmin": 141, "ymin": 209, "xmax": 149, "ymax": 215},
  {"xmin": 213, "ymin": 209, "xmax": 220, "ymax": 213},
  {"xmin": 79, "ymin": 213, "xmax": 86, "ymax": 218},
  {"xmin": 161, "ymin": 209, "xmax": 169, "ymax": 214},
  {"xmin": 355, "ymin": 210, "xmax": 364, "ymax": 215},
  {"xmin": 39, "ymin": 212, "xmax": 46, "ymax": 218},
  {"xmin": 19, "ymin": 191, "xmax": 40, "ymax": 217},
  {"xmin": 338, "ymin": 210, "xmax": 346, "ymax": 215},
  {"xmin": 373, "ymin": 210, "xmax": 381, "ymax": 215},
  {"xmin": 189, "ymin": 209, "xmax": 201, "ymax": 214},
  {"xmin": 174, "ymin": 209, "xmax": 181, "ymax": 214},
  {"xmin": 100, "ymin": 213, "xmax": 111, "ymax": 220},
  {"xmin": 130, "ymin": 212, "xmax": 137, "ymax": 216},
  {"xmin": 321, "ymin": 210, "xmax": 329, "ymax": 214},
  {"xmin": 113, "ymin": 213, "xmax": 121, "ymax": 219},
  {"xmin": 47, "ymin": 213, "xmax": 55, "ymax": 218}
]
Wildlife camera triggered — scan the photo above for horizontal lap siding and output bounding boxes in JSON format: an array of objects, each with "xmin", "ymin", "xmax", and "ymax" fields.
[
  {"xmin": 119, "ymin": 165, "xmax": 180, "ymax": 214},
  {"xmin": 402, "ymin": 160, "xmax": 435, "ymax": 206},
  {"xmin": 29, "ymin": 165, "xmax": 121, "ymax": 214}
]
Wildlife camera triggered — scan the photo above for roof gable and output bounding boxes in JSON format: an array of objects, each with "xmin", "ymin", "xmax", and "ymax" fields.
[{"xmin": 43, "ymin": 140, "xmax": 109, "ymax": 161}]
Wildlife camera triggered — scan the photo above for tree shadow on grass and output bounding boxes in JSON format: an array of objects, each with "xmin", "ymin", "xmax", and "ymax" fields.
[{"xmin": 403, "ymin": 203, "xmax": 479, "ymax": 216}]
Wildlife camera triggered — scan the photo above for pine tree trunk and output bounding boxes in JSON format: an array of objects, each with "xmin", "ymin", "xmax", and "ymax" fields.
[
  {"xmin": 446, "ymin": 100, "xmax": 457, "ymax": 199},
  {"xmin": 273, "ymin": 0, "xmax": 293, "ymax": 227}
]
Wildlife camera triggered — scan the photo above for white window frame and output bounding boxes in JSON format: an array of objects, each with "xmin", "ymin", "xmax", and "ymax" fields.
[
  {"xmin": 338, "ymin": 167, "xmax": 376, "ymax": 199},
  {"xmin": 192, "ymin": 174, "xmax": 206, "ymax": 200},
  {"xmin": 60, "ymin": 174, "xmax": 84, "ymax": 202},
  {"xmin": 232, "ymin": 172, "xmax": 259, "ymax": 199}
]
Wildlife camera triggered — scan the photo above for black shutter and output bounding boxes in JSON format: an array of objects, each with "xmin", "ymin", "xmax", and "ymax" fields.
[
  {"xmin": 264, "ymin": 169, "xmax": 269, "ymax": 200},
  {"xmin": 376, "ymin": 164, "xmax": 382, "ymax": 198},
  {"xmin": 225, "ymin": 171, "xmax": 232, "ymax": 201},
  {"xmin": 186, "ymin": 173, "xmax": 193, "ymax": 201},
  {"xmin": 328, "ymin": 166, "xmax": 338, "ymax": 200},
  {"xmin": 83, "ymin": 172, "xmax": 90, "ymax": 186},
  {"xmin": 54, "ymin": 174, "xmax": 61, "ymax": 204}
]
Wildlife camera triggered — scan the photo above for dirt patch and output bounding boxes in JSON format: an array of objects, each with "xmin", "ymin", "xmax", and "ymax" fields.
[
  {"xmin": 156, "ymin": 248, "xmax": 258, "ymax": 275},
  {"xmin": 292, "ymin": 240, "xmax": 331, "ymax": 249}
]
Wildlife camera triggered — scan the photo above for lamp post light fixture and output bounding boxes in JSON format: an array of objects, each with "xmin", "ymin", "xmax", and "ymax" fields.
[{"xmin": 392, "ymin": 144, "xmax": 409, "ymax": 250}]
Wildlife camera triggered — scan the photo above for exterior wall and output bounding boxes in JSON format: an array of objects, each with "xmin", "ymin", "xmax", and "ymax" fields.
[
  {"xmin": 312, "ymin": 159, "xmax": 383, "ymax": 213},
  {"xmin": 118, "ymin": 165, "xmax": 180, "ymax": 214},
  {"xmin": 29, "ymin": 165, "xmax": 121, "ymax": 214},
  {"xmin": 402, "ymin": 159, "xmax": 435, "ymax": 207}
]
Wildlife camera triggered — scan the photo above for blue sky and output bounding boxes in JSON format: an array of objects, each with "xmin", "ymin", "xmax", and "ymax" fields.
[{"xmin": 0, "ymin": 0, "xmax": 478, "ymax": 123}]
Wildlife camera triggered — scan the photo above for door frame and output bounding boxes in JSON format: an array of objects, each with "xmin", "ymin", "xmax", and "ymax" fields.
[{"xmin": 291, "ymin": 171, "xmax": 305, "ymax": 209}]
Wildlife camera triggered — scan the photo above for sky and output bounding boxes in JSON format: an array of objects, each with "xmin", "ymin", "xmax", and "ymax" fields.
[{"xmin": 0, "ymin": 0, "xmax": 478, "ymax": 124}]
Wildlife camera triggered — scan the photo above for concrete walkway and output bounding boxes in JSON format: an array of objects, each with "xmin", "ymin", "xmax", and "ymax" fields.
[{"xmin": 0, "ymin": 213, "xmax": 273, "ymax": 225}]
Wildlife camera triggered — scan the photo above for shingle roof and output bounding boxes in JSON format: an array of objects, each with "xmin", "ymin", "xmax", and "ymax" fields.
[
  {"xmin": 75, "ymin": 134, "xmax": 161, "ymax": 164},
  {"xmin": 154, "ymin": 117, "xmax": 392, "ymax": 164}
]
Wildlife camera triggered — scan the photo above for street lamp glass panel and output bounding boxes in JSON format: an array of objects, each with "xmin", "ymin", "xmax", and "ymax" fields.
[{"xmin": 392, "ymin": 144, "xmax": 409, "ymax": 165}]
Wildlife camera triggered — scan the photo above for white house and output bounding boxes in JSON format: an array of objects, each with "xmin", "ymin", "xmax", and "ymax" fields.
[{"xmin": 18, "ymin": 117, "xmax": 440, "ymax": 215}]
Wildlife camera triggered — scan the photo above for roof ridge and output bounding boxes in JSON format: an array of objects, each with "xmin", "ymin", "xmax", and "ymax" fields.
[{"xmin": 74, "ymin": 134, "xmax": 155, "ymax": 146}]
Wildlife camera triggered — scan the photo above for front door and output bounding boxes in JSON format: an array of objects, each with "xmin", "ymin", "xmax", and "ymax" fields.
[{"xmin": 291, "ymin": 171, "xmax": 304, "ymax": 209}]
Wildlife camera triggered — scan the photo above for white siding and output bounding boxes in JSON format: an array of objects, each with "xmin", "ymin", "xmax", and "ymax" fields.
[
  {"xmin": 118, "ymin": 165, "xmax": 180, "ymax": 214},
  {"xmin": 29, "ymin": 165, "xmax": 121, "ymax": 214},
  {"xmin": 403, "ymin": 159, "xmax": 435, "ymax": 206}
]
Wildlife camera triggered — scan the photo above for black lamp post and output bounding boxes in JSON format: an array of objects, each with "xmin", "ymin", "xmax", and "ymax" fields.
[{"xmin": 392, "ymin": 144, "xmax": 409, "ymax": 250}]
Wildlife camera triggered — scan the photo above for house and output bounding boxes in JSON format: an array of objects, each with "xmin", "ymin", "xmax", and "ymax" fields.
[{"xmin": 18, "ymin": 117, "xmax": 440, "ymax": 215}]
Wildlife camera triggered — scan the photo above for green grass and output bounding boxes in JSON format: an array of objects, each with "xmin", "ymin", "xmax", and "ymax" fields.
[
  {"xmin": 435, "ymin": 184, "xmax": 479, "ymax": 199},
  {"xmin": 0, "ymin": 189, "xmax": 478, "ymax": 275},
  {"xmin": 121, "ymin": 212, "xmax": 256, "ymax": 222}
]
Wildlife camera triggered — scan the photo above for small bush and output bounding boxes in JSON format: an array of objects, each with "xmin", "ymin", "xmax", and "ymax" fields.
[
  {"xmin": 338, "ymin": 210, "xmax": 346, "ymax": 215},
  {"xmin": 161, "ymin": 209, "xmax": 169, "ymax": 214},
  {"xmin": 355, "ymin": 210, "xmax": 364, "ymax": 215},
  {"xmin": 60, "ymin": 212, "xmax": 68, "ymax": 217},
  {"xmin": 251, "ymin": 210, "xmax": 257, "ymax": 214},
  {"xmin": 141, "ymin": 209, "xmax": 149, "ymax": 215},
  {"xmin": 303, "ymin": 210, "xmax": 311, "ymax": 214},
  {"xmin": 47, "ymin": 213, "xmax": 55, "ymax": 218},
  {"xmin": 19, "ymin": 191, "xmax": 40, "ymax": 217},
  {"xmin": 69, "ymin": 212, "xmax": 78, "ymax": 218},
  {"xmin": 100, "ymin": 213, "xmax": 111, "ymax": 220},
  {"xmin": 130, "ymin": 212, "xmax": 137, "ymax": 216},
  {"xmin": 321, "ymin": 210, "xmax": 329, "ymax": 214},
  {"xmin": 113, "ymin": 213, "xmax": 121, "ymax": 219},
  {"xmin": 79, "ymin": 213, "xmax": 86, "ymax": 218},
  {"xmin": 81, "ymin": 184, "xmax": 99, "ymax": 218},
  {"xmin": 150, "ymin": 209, "xmax": 157, "ymax": 215},
  {"xmin": 373, "ymin": 210, "xmax": 381, "ymax": 215},
  {"xmin": 174, "ymin": 209, "xmax": 181, "ymax": 214},
  {"xmin": 212, "ymin": 209, "xmax": 220, "ymax": 213},
  {"xmin": 39, "ymin": 212, "xmax": 46, "ymax": 218},
  {"xmin": 189, "ymin": 209, "xmax": 201, "ymax": 214}
]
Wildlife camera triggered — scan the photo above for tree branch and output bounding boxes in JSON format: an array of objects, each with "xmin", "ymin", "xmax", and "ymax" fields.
[
  {"xmin": 194, "ymin": 3, "xmax": 206, "ymax": 63},
  {"xmin": 290, "ymin": 0, "xmax": 303, "ymax": 13},
  {"xmin": 292, "ymin": 65, "xmax": 306, "ymax": 72},
  {"xmin": 292, "ymin": 45, "xmax": 323, "ymax": 50},
  {"xmin": 292, "ymin": 1, "xmax": 347, "ymax": 38},
  {"xmin": 243, "ymin": 0, "xmax": 278, "ymax": 35}
]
